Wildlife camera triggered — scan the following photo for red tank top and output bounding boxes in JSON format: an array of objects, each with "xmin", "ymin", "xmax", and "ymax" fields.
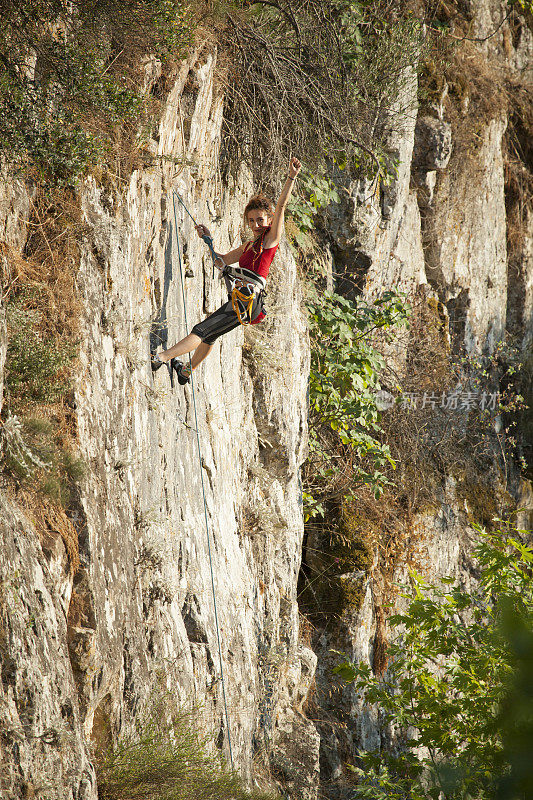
[{"xmin": 238, "ymin": 232, "xmax": 278, "ymax": 280}]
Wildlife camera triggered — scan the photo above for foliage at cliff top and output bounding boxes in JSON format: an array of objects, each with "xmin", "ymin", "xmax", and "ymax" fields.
[
  {"xmin": 334, "ymin": 522, "xmax": 533, "ymax": 800},
  {"xmin": 222, "ymin": 0, "xmax": 424, "ymax": 182},
  {"xmin": 0, "ymin": 0, "xmax": 439, "ymax": 190},
  {"xmin": 0, "ymin": 0, "xmax": 196, "ymax": 185}
]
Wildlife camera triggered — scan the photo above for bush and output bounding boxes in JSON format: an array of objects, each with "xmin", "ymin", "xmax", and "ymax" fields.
[
  {"xmin": 303, "ymin": 287, "xmax": 410, "ymax": 519},
  {"xmin": 5, "ymin": 296, "xmax": 75, "ymax": 404},
  {"xmin": 0, "ymin": 413, "xmax": 85, "ymax": 504},
  {"xmin": 97, "ymin": 706, "xmax": 278, "ymax": 800},
  {"xmin": 0, "ymin": 0, "xmax": 196, "ymax": 185},
  {"xmin": 333, "ymin": 522, "xmax": 533, "ymax": 800},
  {"xmin": 288, "ymin": 173, "xmax": 340, "ymax": 245},
  {"xmin": 2, "ymin": 291, "xmax": 84, "ymax": 509}
]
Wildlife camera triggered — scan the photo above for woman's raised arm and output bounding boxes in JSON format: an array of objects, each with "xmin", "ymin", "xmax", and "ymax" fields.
[{"xmin": 264, "ymin": 157, "xmax": 302, "ymax": 249}]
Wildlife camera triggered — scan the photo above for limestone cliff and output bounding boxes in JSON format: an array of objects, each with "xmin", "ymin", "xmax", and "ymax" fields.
[
  {"xmin": 305, "ymin": 1, "xmax": 533, "ymax": 793},
  {"xmin": 0, "ymin": 50, "xmax": 317, "ymax": 799},
  {"xmin": 0, "ymin": 1, "xmax": 532, "ymax": 798}
]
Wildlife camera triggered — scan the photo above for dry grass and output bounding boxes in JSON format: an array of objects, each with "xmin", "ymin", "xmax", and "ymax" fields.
[
  {"xmin": 2, "ymin": 189, "xmax": 84, "ymax": 342},
  {"xmin": 445, "ymin": 42, "xmax": 509, "ymax": 129},
  {"xmin": 0, "ymin": 188, "xmax": 87, "ymax": 568},
  {"xmin": 406, "ymin": 292, "xmax": 451, "ymax": 389},
  {"xmin": 1, "ymin": 396, "xmax": 83, "ymax": 572},
  {"xmin": 298, "ymin": 611, "xmax": 316, "ymax": 648},
  {"xmin": 97, "ymin": 698, "xmax": 280, "ymax": 800},
  {"xmin": 24, "ymin": 494, "xmax": 81, "ymax": 574}
]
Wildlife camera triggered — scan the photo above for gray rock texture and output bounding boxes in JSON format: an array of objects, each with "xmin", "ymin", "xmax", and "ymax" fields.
[
  {"xmin": 325, "ymin": 67, "xmax": 419, "ymax": 299},
  {"xmin": 468, "ymin": 0, "xmax": 533, "ymax": 74},
  {"xmin": 0, "ymin": 0, "xmax": 531, "ymax": 797},
  {"xmin": 0, "ymin": 50, "xmax": 316, "ymax": 799},
  {"xmin": 421, "ymin": 116, "xmax": 509, "ymax": 353},
  {"xmin": 72, "ymin": 48, "xmax": 315, "ymax": 794},
  {"xmin": 412, "ymin": 116, "xmax": 453, "ymax": 171},
  {"xmin": 0, "ymin": 498, "xmax": 96, "ymax": 799}
]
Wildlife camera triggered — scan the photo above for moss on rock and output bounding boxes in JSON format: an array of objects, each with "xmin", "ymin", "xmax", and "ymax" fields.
[
  {"xmin": 302, "ymin": 502, "xmax": 374, "ymax": 620},
  {"xmin": 456, "ymin": 470, "xmax": 514, "ymax": 528}
]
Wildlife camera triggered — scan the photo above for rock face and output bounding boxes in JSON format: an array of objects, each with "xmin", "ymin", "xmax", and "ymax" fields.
[
  {"xmin": 304, "ymin": 1, "xmax": 533, "ymax": 794},
  {"xmin": 0, "ymin": 50, "xmax": 316, "ymax": 799},
  {"xmin": 0, "ymin": 2, "xmax": 532, "ymax": 799},
  {"xmin": 326, "ymin": 67, "xmax": 419, "ymax": 300},
  {"xmin": 0, "ymin": 500, "xmax": 96, "ymax": 799},
  {"xmin": 412, "ymin": 116, "xmax": 453, "ymax": 172},
  {"xmin": 421, "ymin": 116, "xmax": 508, "ymax": 353},
  {"xmin": 74, "ymin": 141, "xmax": 314, "ymax": 780}
]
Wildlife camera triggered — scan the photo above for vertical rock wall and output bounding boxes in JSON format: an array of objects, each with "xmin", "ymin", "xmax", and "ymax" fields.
[
  {"xmin": 0, "ymin": 1, "xmax": 531, "ymax": 797},
  {"xmin": 0, "ymin": 178, "xmax": 97, "ymax": 796},
  {"xmin": 0, "ymin": 50, "xmax": 318, "ymax": 798},
  {"xmin": 308, "ymin": 1, "xmax": 533, "ymax": 794}
]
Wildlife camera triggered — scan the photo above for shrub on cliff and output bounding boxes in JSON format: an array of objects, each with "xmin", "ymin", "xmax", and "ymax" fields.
[
  {"xmin": 96, "ymin": 705, "xmax": 278, "ymax": 800},
  {"xmin": 333, "ymin": 522, "xmax": 533, "ymax": 800},
  {"xmin": 303, "ymin": 287, "xmax": 410, "ymax": 519},
  {"xmin": 0, "ymin": 0, "xmax": 195, "ymax": 185}
]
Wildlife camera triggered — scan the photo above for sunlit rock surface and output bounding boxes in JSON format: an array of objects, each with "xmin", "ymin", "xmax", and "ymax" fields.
[
  {"xmin": 0, "ymin": 51, "xmax": 315, "ymax": 799},
  {"xmin": 0, "ymin": 1, "xmax": 531, "ymax": 797}
]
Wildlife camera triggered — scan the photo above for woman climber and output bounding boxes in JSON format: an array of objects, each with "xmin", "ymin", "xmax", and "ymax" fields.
[{"xmin": 151, "ymin": 156, "xmax": 302, "ymax": 384}]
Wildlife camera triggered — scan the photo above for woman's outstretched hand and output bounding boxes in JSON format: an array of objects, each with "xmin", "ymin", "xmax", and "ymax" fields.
[
  {"xmin": 196, "ymin": 224, "xmax": 224, "ymax": 270},
  {"xmin": 195, "ymin": 223, "xmax": 212, "ymax": 239},
  {"xmin": 289, "ymin": 156, "xmax": 302, "ymax": 179}
]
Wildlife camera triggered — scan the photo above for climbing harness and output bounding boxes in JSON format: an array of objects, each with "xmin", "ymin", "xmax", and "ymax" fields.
[
  {"xmin": 223, "ymin": 264, "xmax": 266, "ymax": 327},
  {"xmin": 223, "ymin": 249, "xmax": 268, "ymax": 328},
  {"xmin": 171, "ymin": 190, "xmax": 234, "ymax": 768},
  {"xmin": 173, "ymin": 188, "xmax": 219, "ymax": 279},
  {"xmin": 230, "ymin": 281, "xmax": 263, "ymax": 325},
  {"xmin": 231, "ymin": 284, "xmax": 255, "ymax": 325}
]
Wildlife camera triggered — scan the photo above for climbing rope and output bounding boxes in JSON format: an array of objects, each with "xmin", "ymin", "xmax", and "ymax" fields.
[
  {"xmin": 173, "ymin": 188, "xmax": 219, "ymax": 278},
  {"xmin": 171, "ymin": 190, "xmax": 234, "ymax": 768}
]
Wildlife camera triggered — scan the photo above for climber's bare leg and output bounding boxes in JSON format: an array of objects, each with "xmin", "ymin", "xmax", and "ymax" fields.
[
  {"xmin": 191, "ymin": 342, "xmax": 213, "ymax": 370},
  {"xmin": 159, "ymin": 333, "xmax": 201, "ymax": 362}
]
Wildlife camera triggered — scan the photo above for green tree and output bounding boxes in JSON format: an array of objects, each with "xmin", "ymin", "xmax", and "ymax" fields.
[
  {"xmin": 0, "ymin": 0, "xmax": 194, "ymax": 184},
  {"xmin": 304, "ymin": 288, "xmax": 410, "ymax": 518},
  {"xmin": 333, "ymin": 523, "xmax": 533, "ymax": 799}
]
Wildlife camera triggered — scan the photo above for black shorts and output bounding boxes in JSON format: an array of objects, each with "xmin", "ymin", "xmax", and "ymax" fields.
[{"xmin": 191, "ymin": 295, "xmax": 262, "ymax": 345}]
